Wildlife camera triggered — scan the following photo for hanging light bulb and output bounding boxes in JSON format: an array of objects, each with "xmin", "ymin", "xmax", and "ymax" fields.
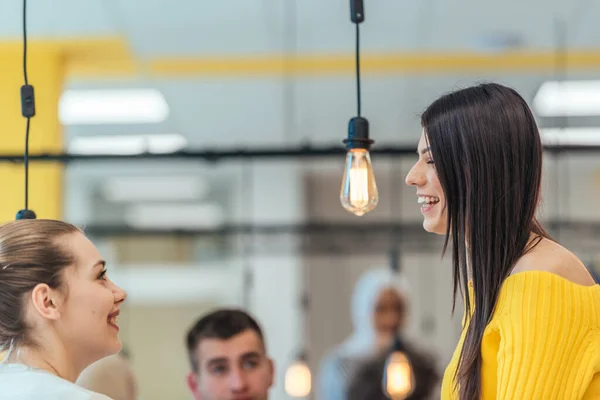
[
  {"xmin": 285, "ymin": 352, "xmax": 312, "ymax": 398},
  {"xmin": 383, "ymin": 337, "xmax": 415, "ymax": 400},
  {"xmin": 340, "ymin": 117, "xmax": 379, "ymax": 216},
  {"xmin": 341, "ymin": 0, "xmax": 379, "ymax": 216}
]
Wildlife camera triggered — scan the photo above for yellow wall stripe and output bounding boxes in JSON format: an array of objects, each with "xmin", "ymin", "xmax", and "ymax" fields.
[
  {"xmin": 149, "ymin": 51, "xmax": 600, "ymax": 77},
  {"xmin": 3, "ymin": 38, "xmax": 600, "ymax": 78}
]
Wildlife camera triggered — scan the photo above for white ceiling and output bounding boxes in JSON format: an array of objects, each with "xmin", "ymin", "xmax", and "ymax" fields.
[
  {"xmin": 3, "ymin": 1, "xmax": 599, "ymax": 144},
  {"xmin": 3, "ymin": 0, "xmax": 599, "ymax": 53},
  {"xmin": 2, "ymin": 1, "xmax": 600, "ymax": 147}
]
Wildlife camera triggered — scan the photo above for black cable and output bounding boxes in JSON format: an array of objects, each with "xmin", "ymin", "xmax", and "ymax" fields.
[
  {"xmin": 23, "ymin": 0, "xmax": 28, "ymax": 86},
  {"xmin": 24, "ymin": 0, "xmax": 30, "ymax": 211},
  {"xmin": 18, "ymin": 0, "xmax": 36, "ymax": 219},
  {"xmin": 24, "ymin": 119, "xmax": 30, "ymax": 210},
  {"xmin": 355, "ymin": 23, "xmax": 361, "ymax": 117}
]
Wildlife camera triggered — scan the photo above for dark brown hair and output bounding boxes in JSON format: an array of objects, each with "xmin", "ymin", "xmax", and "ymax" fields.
[
  {"xmin": 0, "ymin": 219, "xmax": 81, "ymax": 352},
  {"xmin": 421, "ymin": 83, "xmax": 549, "ymax": 398},
  {"xmin": 186, "ymin": 308, "xmax": 265, "ymax": 372}
]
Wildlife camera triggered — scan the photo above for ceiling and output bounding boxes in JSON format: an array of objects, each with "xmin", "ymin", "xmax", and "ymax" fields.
[
  {"xmin": 2, "ymin": 0, "xmax": 599, "ymax": 53},
  {"xmin": 1, "ymin": 0, "xmax": 599, "ymax": 148}
]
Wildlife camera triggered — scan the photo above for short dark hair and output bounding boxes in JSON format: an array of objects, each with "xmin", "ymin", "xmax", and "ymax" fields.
[{"xmin": 186, "ymin": 308, "xmax": 265, "ymax": 372}]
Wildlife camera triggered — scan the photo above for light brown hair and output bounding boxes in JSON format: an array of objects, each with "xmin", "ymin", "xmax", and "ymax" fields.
[{"xmin": 0, "ymin": 219, "xmax": 81, "ymax": 352}]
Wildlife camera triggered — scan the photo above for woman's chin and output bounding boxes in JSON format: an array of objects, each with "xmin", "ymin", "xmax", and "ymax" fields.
[
  {"xmin": 103, "ymin": 338, "xmax": 122, "ymax": 356},
  {"xmin": 423, "ymin": 219, "xmax": 446, "ymax": 235}
]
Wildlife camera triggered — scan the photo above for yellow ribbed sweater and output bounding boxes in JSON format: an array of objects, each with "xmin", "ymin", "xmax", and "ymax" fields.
[{"xmin": 441, "ymin": 270, "xmax": 600, "ymax": 400}]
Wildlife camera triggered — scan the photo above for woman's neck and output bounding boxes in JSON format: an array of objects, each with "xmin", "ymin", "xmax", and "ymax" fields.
[{"xmin": 7, "ymin": 341, "xmax": 82, "ymax": 383}]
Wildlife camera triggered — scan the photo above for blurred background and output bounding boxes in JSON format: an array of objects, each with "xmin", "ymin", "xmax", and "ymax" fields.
[{"xmin": 2, "ymin": 0, "xmax": 600, "ymax": 399}]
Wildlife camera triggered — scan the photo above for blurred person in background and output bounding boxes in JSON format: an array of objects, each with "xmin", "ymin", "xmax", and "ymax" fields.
[
  {"xmin": 77, "ymin": 350, "xmax": 138, "ymax": 400},
  {"xmin": 406, "ymin": 83, "xmax": 600, "ymax": 399},
  {"xmin": 185, "ymin": 308, "xmax": 274, "ymax": 400},
  {"xmin": 317, "ymin": 268, "xmax": 436, "ymax": 400}
]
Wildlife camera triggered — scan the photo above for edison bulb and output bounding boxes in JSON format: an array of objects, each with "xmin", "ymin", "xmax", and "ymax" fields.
[
  {"xmin": 340, "ymin": 148, "xmax": 378, "ymax": 216},
  {"xmin": 383, "ymin": 351, "xmax": 415, "ymax": 400},
  {"xmin": 285, "ymin": 360, "xmax": 311, "ymax": 397}
]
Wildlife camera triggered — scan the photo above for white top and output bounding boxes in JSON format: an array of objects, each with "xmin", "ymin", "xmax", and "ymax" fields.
[{"xmin": 0, "ymin": 364, "xmax": 112, "ymax": 400}]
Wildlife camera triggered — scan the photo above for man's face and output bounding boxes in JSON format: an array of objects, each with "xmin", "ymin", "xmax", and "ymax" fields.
[{"xmin": 187, "ymin": 329, "xmax": 274, "ymax": 400}]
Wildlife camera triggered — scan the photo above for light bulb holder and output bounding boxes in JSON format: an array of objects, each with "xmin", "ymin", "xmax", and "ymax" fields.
[
  {"xmin": 295, "ymin": 348, "xmax": 308, "ymax": 363},
  {"xmin": 16, "ymin": 209, "xmax": 36, "ymax": 220},
  {"xmin": 350, "ymin": 0, "xmax": 365, "ymax": 24},
  {"xmin": 390, "ymin": 334, "xmax": 407, "ymax": 354},
  {"xmin": 344, "ymin": 117, "xmax": 373, "ymax": 150}
]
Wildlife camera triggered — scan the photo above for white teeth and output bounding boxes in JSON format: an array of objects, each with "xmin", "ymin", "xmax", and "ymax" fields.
[
  {"xmin": 108, "ymin": 315, "xmax": 118, "ymax": 325},
  {"xmin": 418, "ymin": 196, "xmax": 440, "ymax": 205}
]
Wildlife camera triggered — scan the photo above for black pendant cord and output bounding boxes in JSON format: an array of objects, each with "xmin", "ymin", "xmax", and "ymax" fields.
[
  {"xmin": 355, "ymin": 23, "xmax": 361, "ymax": 117},
  {"xmin": 23, "ymin": 0, "xmax": 30, "ymax": 211},
  {"xmin": 344, "ymin": 0, "xmax": 371, "ymax": 153},
  {"xmin": 24, "ymin": 118, "xmax": 30, "ymax": 211},
  {"xmin": 18, "ymin": 0, "xmax": 36, "ymax": 220},
  {"xmin": 23, "ymin": 0, "xmax": 28, "ymax": 87}
]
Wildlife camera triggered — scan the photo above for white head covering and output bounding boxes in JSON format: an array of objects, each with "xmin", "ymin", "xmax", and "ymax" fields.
[
  {"xmin": 341, "ymin": 267, "xmax": 411, "ymax": 355},
  {"xmin": 316, "ymin": 267, "xmax": 411, "ymax": 400}
]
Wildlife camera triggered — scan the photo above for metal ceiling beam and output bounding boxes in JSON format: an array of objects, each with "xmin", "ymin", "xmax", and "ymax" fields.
[{"xmin": 0, "ymin": 144, "xmax": 597, "ymax": 163}]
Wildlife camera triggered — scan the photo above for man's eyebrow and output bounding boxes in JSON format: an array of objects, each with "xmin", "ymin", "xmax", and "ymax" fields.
[
  {"xmin": 206, "ymin": 357, "xmax": 228, "ymax": 367},
  {"xmin": 240, "ymin": 351, "xmax": 262, "ymax": 360}
]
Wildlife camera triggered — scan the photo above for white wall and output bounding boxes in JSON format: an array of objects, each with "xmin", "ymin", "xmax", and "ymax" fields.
[{"xmin": 243, "ymin": 162, "xmax": 305, "ymax": 400}]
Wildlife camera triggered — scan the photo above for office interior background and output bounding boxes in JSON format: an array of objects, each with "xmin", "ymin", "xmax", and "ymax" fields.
[{"xmin": 1, "ymin": 0, "xmax": 600, "ymax": 399}]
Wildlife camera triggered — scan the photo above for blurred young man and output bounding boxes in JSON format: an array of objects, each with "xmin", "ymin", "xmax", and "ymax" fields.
[{"xmin": 186, "ymin": 309, "xmax": 274, "ymax": 400}]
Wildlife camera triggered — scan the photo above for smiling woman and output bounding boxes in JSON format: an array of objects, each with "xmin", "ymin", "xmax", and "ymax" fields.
[
  {"xmin": 0, "ymin": 219, "xmax": 127, "ymax": 400},
  {"xmin": 406, "ymin": 83, "xmax": 600, "ymax": 400}
]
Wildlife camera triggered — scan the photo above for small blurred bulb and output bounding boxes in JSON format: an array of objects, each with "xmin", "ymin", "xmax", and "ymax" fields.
[
  {"xmin": 285, "ymin": 359, "xmax": 311, "ymax": 398},
  {"xmin": 383, "ymin": 350, "xmax": 415, "ymax": 400}
]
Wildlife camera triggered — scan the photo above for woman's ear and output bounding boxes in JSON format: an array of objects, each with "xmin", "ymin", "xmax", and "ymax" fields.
[{"xmin": 30, "ymin": 283, "xmax": 62, "ymax": 321}]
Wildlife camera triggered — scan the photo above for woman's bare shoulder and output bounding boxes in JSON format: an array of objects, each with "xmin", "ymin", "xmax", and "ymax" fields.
[{"xmin": 511, "ymin": 238, "xmax": 596, "ymax": 286}]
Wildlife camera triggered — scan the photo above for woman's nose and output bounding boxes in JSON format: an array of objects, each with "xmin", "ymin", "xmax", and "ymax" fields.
[{"xmin": 405, "ymin": 163, "xmax": 425, "ymax": 187}]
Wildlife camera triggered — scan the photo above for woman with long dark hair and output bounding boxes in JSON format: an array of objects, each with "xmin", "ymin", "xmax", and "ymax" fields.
[{"xmin": 405, "ymin": 83, "xmax": 600, "ymax": 399}]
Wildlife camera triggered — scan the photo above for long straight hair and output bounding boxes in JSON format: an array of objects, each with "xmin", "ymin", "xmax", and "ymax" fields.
[{"xmin": 421, "ymin": 83, "xmax": 550, "ymax": 399}]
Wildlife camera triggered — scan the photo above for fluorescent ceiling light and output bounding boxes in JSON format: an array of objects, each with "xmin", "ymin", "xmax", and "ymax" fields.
[
  {"xmin": 124, "ymin": 203, "xmax": 225, "ymax": 229},
  {"xmin": 541, "ymin": 127, "xmax": 600, "ymax": 145},
  {"xmin": 109, "ymin": 267, "xmax": 242, "ymax": 305},
  {"xmin": 59, "ymin": 89, "xmax": 169, "ymax": 124},
  {"xmin": 533, "ymin": 80, "xmax": 600, "ymax": 117},
  {"xmin": 68, "ymin": 133, "xmax": 187, "ymax": 155},
  {"xmin": 102, "ymin": 176, "xmax": 209, "ymax": 202}
]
